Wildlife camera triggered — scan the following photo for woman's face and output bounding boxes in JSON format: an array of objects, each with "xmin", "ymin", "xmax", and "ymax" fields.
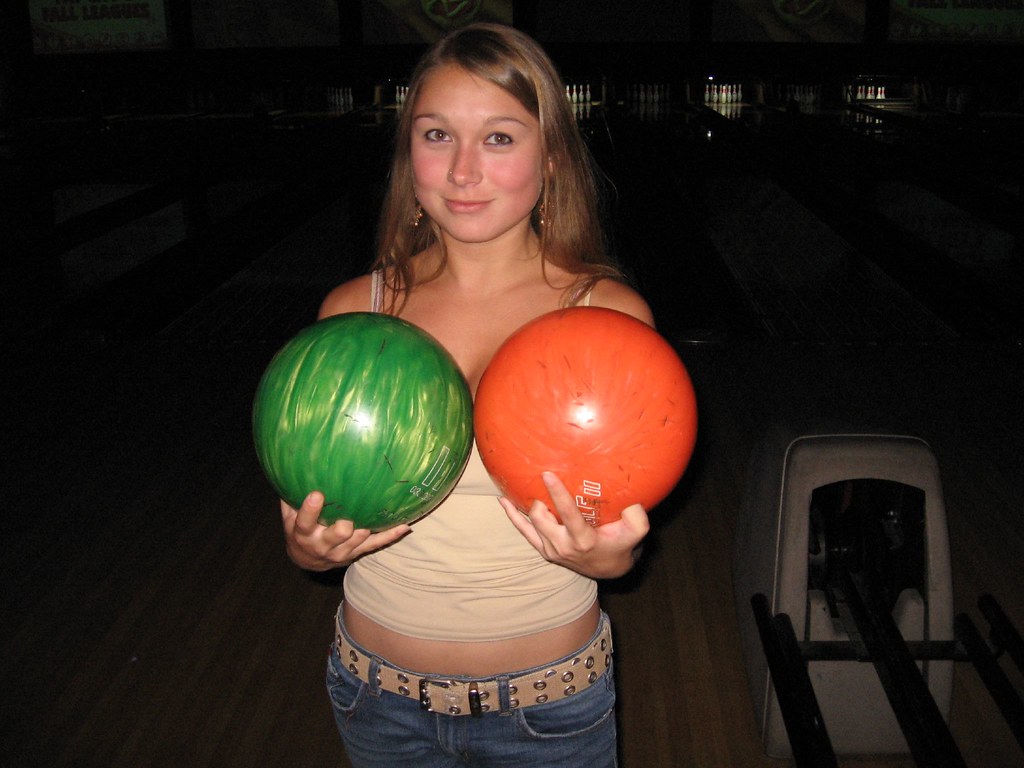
[{"xmin": 410, "ymin": 64, "xmax": 544, "ymax": 250}]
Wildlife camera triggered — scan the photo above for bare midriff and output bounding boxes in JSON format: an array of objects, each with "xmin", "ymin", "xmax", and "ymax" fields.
[{"xmin": 343, "ymin": 599, "xmax": 602, "ymax": 677}]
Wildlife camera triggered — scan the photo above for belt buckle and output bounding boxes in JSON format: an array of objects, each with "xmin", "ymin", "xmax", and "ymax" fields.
[
  {"xmin": 419, "ymin": 679, "xmax": 485, "ymax": 717},
  {"xmin": 419, "ymin": 678, "xmax": 458, "ymax": 715}
]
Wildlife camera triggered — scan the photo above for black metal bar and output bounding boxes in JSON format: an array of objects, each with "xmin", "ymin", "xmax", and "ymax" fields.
[
  {"xmin": 838, "ymin": 569, "xmax": 968, "ymax": 768},
  {"xmin": 751, "ymin": 594, "xmax": 839, "ymax": 768},
  {"xmin": 979, "ymin": 594, "xmax": 1024, "ymax": 677},
  {"xmin": 955, "ymin": 612, "xmax": 1024, "ymax": 752}
]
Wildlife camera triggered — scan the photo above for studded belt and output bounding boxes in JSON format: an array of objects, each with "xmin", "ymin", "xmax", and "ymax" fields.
[{"xmin": 334, "ymin": 616, "xmax": 612, "ymax": 717}]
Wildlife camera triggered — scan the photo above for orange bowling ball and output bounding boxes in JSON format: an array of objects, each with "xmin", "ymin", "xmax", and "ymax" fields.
[{"xmin": 474, "ymin": 307, "xmax": 697, "ymax": 526}]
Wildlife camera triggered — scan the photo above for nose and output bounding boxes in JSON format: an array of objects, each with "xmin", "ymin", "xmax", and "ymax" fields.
[{"xmin": 448, "ymin": 146, "xmax": 481, "ymax": 185}]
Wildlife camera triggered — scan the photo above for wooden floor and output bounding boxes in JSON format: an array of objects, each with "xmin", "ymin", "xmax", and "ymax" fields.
[{"xmin": 3, "ymin": 108, "xmax": 1023, "ymax": 768}]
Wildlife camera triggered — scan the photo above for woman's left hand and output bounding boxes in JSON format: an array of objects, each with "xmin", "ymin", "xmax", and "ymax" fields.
[{"xmin": 500, "ymin": 471, "xmax": 650, "ymax": 579}]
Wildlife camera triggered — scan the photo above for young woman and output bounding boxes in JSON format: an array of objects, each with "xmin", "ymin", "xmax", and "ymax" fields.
[{"xmin": 280, "ymin": 23, "xmax": 654, "ymax": 767}]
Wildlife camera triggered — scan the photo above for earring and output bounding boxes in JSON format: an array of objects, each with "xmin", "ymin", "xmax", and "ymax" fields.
[
  {"xmin": 412, "ymin": 204, "xmax": 424, "ymax": 228},
  {"xmin": 536, "ymin": 202, "xmax": 547, "ymax": 227}
]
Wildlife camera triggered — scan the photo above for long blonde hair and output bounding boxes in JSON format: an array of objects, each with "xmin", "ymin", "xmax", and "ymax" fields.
[{"xmin": 373, "ymin": 22, "xmax": 622, "ymax": 312}]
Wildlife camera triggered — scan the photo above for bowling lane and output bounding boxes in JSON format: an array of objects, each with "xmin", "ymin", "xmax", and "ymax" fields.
[
  {"xmin": 158, "ymin": 195, "xmax": 363, "ymax": 343},
  {"xmin": 703, "ymin": 173, "xmax": 959, "ymax": 341},
  {"xmin": 3, "ymin": 108, "xmax": 388, "ymax": 348},
  {"xmin": 681, "ymin": 99, "xmax": 1023, "ymax": 342},
  {"xmin": 593, "ymin": 103, "xmax": 988, "ymax": 344}
]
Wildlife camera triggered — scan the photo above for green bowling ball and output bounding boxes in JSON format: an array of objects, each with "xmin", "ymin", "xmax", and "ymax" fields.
[{"xmin": 253, "ymin": 313, "xmax": 473, "ymax": 531}]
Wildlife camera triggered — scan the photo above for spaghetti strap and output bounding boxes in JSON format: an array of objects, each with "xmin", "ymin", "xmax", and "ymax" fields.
[{"xmin": 370, "ymin": 270, "xmax": 385, "ymax": 313}]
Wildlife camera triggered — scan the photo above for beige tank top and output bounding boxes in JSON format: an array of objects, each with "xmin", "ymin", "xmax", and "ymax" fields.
[{"xmin": 341, "ymin": 272, "xmax": 597, "ymax": 641}]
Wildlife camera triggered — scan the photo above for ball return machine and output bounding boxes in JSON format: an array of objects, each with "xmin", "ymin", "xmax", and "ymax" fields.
[{"xmin": 733, "ymin": 429, "xmax": 1024, "ymax": 767}]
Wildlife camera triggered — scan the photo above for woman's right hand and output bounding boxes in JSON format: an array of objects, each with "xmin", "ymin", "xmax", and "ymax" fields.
[{"xmin": 280, "ymin": 491, "xmax": 412, "ymax": 571}]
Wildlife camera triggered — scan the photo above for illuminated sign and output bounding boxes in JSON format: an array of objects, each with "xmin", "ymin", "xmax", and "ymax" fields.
[
  {"xmin": 30, "ymin": 0, "xmax": 169, "ymax": 54},
  {"xmin": 890, "ymin": 0, "xmax": 1024, "ymax": 41}
]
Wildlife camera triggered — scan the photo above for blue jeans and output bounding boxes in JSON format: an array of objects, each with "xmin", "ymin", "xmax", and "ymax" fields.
[{"xmin": 326, "ymin": 611, "xmax": 618, "ymax": 768}]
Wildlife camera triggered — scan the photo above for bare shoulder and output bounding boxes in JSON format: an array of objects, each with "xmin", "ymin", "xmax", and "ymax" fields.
[
  {"xmin": 318, "ymin": 274, "xmax": 375, "ymax": 319},
  {"xmin": 587, "ymin": 279, "xmax": 656, "ymax": 327}
]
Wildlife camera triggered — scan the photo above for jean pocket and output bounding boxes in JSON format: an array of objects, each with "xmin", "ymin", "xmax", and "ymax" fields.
[
  {"xmin": 325, "ymin": 643, "xmax": 368, "ymax": 716},
  {"xmin": 515, "ymin": 668, "xmax": 616, "ymax": 739}
]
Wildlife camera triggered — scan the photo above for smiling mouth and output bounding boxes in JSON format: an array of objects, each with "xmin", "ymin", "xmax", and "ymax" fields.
[{"xmin": 445, "ymin": 199, "xmax": 490, "ymax": 213}]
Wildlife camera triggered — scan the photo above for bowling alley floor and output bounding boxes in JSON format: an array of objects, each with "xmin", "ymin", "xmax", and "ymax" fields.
[{"xmin": 3, "ymin": 108, "xmax": 1023, "ymax": 768}]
